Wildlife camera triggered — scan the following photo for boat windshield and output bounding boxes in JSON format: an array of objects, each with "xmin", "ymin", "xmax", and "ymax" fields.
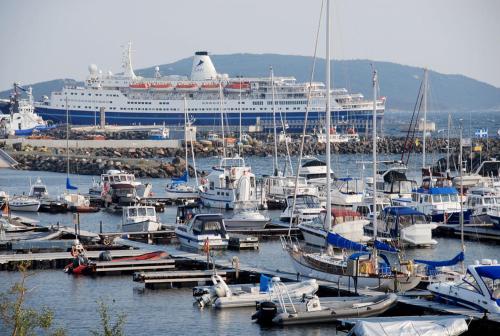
[
  {"xmin": 413, "ymin": 214, "xmax": 428, "ymax": 224},
  {"xmin": 295, "ymin": 196, "xmax": 320, "ymax": 208},
  {"xmin": 432, "ymin": 194, "xmax": 458, "ymax": 203}
]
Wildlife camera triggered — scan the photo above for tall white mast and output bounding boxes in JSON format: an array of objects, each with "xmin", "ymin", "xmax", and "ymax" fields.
[
  {"xmin": 446, "ymin": 112, "xmax": 451, "ymax": 174},
  {"xmin": 422, "ymin": 68, "xmax": 428, "ymax": 168},
  {"xmin": 239, "ymin": 76, "xmax": 243, "ymax": 155},
  {"xmin": 219, "ymin": 81, "xmax": 226, "ymax": 157},
  {"xmin": 66, "ymin": 96, "xmax": 70, "ymax": 181},
  {"xmin": 372, "ymin": 69, "xmax": 378, "ymax": 263},
  {"xmin": 183, "ymin": 97, "xmax": 189, "ymax": 176},
  {"xmin": 271, "ymin": 66, "xmax": 279, "ymax": 176},
  {"xmin": 325, "ymin": 0, "xmax": 332, "ymax": 231}
]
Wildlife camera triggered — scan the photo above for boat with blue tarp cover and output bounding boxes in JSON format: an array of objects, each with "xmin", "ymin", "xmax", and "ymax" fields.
[
  {"xmin": 394, "ymin": 187, "xmax": 472, "ymax": 224},
  {"xmin": 364, "ymin": 206, "xmax": 438, "ymax": 247}
]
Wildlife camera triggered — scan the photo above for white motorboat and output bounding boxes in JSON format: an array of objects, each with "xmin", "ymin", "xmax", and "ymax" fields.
[
  {"xmin": 121, "ymin": 206, "xmax": 161, "ymax": 232},
  {"xmin": 29, "ymin": 177, "xmax": 49, "ymax": 199},
  {"xmin": 253, "ymin": 292, "xmax": 397, "ymax": 325},
  {"xmin": 466, "ymin": 186, "xmax": 500, "ymax": 216},
  {"xmin": 452, "ymin": 159, "xmax": 500, "ymax": 189},
  {"xmin": 299, "ymin": 209, "xmax": 370, "ymax": 248},
  {"xmin": 175, "ymin": 213, "xmax": 229, "ymax": 250},
  {"xmin": 394, "ymin": 187, "xmax": 472, "ymax": 225},
  {"xmin": 278, "ymin": 194, "xmax": 324, "ymax": 225},
  {"xmin": 91, "ymin": 169, "xmax": 151, "ymax": 205},
  {"xmin": 224, "ymin": 202, "xmax": 269, "ymax": 229},
  {"xmin": 194, "ymin": 274, "xmax": 318, "ymax": 309},
  {"xmin": 428, "ymin": 260, "xmax": 500, "ymax": 314},
  {"xmin": 330, "ymin": 177, "xmax": 365, "ymax": 209},
  {"xmin": 9, "ymin": 196, "xmax": 40, "ymax": 212},
  {"xmin": 262, "ymin": 175, "xmax": 318, "ymax": 209},
  {"xmin": 298, "ymin": 157, "xmax": 335, "ymax": 185},
  {"xmin": 365, "ymin": 206, "xmax": 438, "ymax": 247},
  {"xmin": 199, "ymin": 156, "xmax": 256, "ymax": 209}
]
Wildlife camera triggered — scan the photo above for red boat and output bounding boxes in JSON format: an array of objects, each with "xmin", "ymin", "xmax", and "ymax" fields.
[
  {"xmin": 225, "ymin": 82, "xmax": 250, "ymax": 93},
  {"xmin": 64, "ymin": 249, "xmax": 168, "ymax": 275},
  {"xmin": 150, "ymin": 83, "xmax": 173, "ymax": 90},
  {"xmin": 175, "ymin": 83, "xmax": 198, "ymax": 91}
]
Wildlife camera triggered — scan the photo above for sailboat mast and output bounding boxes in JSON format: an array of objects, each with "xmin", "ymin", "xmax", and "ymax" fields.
[
  {"xmin": 422, "ymin": 68, "xmax": 428, "ymax": 168},
  {"xmin": 219, "ymin": 81, "xmax": 226, "ymax": 157},
  {"xmin": 458, "ymin": 120, "xmax": 465, "ymax": 273},
  {"xmin": 183, "ymin": 97, "xmax": 189, "ymax": 175},
  {"xmin": 446, "ymin": 113, "xmax": 451, "ymax": 174},
  {"xmin": 66, "ymin": 96, "xmax": 70, "ymax": 179},
  {"xmin": 271, "ymin": 66, "xmax": 279, "ymax": 176},
  {"xmin": 239, "ymin": 77, "xmax": 243, "ymax": 155},
  {"xmin": 325, "ymin": 0, "xmax": 332, "ymax": 231},
  {"xmin": 372, "ymin": 70, "xmax": 378, "ymax": 252}
]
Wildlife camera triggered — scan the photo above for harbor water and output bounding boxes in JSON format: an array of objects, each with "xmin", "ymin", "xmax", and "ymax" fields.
[{"xmin": 1, "ymin": 150, "xmax": 500, "ymax": 335}]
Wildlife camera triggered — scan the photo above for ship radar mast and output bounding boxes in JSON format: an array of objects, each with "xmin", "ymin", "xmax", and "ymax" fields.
[
  {"xmin": 122, "ymin": 41, "xmax": 136, "ymax": 79},
  {"xmin": 154, "ymin": 66, "xmax": 161, "ymax": 79}
]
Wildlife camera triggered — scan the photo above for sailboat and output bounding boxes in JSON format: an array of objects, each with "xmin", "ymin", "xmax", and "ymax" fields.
[
  {"xmin": 165, "ymin": 97, "xmax": 199, "ymax": 201},
  {"xmin": 283, "ymin": 5, "xmax": 420, "ymax": 292},
  {"xmin": 60, "ymin": 97, "xmax": 98, "ymax": 213}
]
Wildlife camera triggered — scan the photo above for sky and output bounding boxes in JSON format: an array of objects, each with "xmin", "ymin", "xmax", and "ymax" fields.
[{"xmin": 1, "ymin": 0, "xmax": 499, "ymax": 91}]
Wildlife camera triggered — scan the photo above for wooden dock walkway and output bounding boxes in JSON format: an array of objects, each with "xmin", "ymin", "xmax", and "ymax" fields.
[
  {"xmin": 0, "ymin": 249, "xmax": 146, "ymax": 264},
  {"xmin": 133, "ymin": 269, "xmax": 229, "ymax": 288},
  {"xmin": 93, "ymin": 259, "xmax": 175, "ymax": 273}
]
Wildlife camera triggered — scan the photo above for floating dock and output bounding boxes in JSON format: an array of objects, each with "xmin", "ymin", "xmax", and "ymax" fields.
[{"xmin": 133, "ymin": 269, "xmax": 229, "ymax": 289}]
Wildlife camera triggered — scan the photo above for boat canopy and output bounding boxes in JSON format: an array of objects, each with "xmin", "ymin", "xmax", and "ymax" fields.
[
  {"xmin": 475, "ymin": 265, "xmax": 500, "ymax": 280},
  {"xmin": 414, "ymin": 251, "xmax": 464, "ymax": 268},
  {"xmin": 326, "ymin": 232, "xmax": 368, "ymax": 251},
  {"xmin": 383, "ymin": 206, "xmax": 423, "ymax": 217},
  {"xmin": 171, "ymin": 171, "xmax": 188, "ymax": 185},
  {"xmin": 415, "ymin": 187, "xmax": 458, "ymax": 195},
  {"xmin": 374, "ymin": 240, "xmax": 399, "ymax": 253},
  {"xmin": 350, "ymin": 317, "xmax": 468, "ymax": 336}
]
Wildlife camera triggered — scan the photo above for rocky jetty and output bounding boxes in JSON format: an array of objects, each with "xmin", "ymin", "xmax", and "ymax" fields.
[{"xmin": 2, "ymin": 135, "xmax": 499, "ymax": 178}]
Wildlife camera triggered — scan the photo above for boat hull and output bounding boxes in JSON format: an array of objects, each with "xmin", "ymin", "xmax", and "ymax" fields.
[
  {"xmin": 122, "ymin": 220, "xmax": 160, "ymax": 232},
  {"xmin": 224, "ymin": 219, "xmax": 268, "ymax": 229},
  {"xmin": 175, "ymin": 230, "xmax": 228, "ymax": 250},
  {"xmin": 9, "ymin": 202, "xmax": 40, "ymax": 212}
]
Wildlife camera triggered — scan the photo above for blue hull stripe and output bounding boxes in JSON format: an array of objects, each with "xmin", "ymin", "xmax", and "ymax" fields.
[{"xmin": 35, "ymin": 106, "xmax": 383, "ymax": 129}]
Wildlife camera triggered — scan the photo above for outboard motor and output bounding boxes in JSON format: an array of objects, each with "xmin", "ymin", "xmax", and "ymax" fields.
[
  {"xmin": 252, "ymin": 301, "xmax": 278, "ymax": 325},
  {"xmin": 99, "ymin": 251, "xmax": 112, "ymax": 261}
]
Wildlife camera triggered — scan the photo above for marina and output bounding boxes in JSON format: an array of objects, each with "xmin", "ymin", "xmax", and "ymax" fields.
[{"xmin": 1, "ymin": 1, "xmax": 500, "ymax": 335}]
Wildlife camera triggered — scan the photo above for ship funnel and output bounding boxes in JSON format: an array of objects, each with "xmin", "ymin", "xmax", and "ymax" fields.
[{"xmin": 190, "ymin": 51, "xmax": 218, "ymax": 81}]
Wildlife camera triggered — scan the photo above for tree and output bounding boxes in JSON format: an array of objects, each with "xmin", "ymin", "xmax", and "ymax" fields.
[
  {"xmin": 0, "ymin": 262, "xmax": 65, "ymax": 336},
  {"xmin": 90, "ymin": 299, "xmax": 126, "ymax": 336}
]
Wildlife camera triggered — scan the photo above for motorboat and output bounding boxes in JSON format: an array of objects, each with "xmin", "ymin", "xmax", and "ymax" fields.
[
  {"xmin": 148, "ymin": 127, "xmax": 169, "ymax": 140},
  {"xmin": 452, "ymin": 159, "xmax": 500, "ymax": 189},
  {"xmin": 91, "ymin": 169, "xmax": 151, "ymax": 205},
  {"xmin": 199, "ymin": 156, "xmax": 256, "ymax": 209},
  {"xmin": 253, "ymin": 292, "xmax": 397, "ymax": 325},
  {"xmin": 428, "ymin": 260, "xmax": 500, "ymax": 314},
  {"xmin": 61, "ymin": 193, "xmax": 98, "ymax": 213},
  {"xmin": 365, "ymin": 206, "xmax": 438, "ymax": 247},
  {"xmin": 347, "ymin": 316, "xmax": 468, "ymax": 336},
  {"xmin": 299, "ymin": 209, "xmax": 370, "ymax": 248},
  {"xmin": 262, "ymin": 175, "xmax": 318, "ymax": 210},
  {"xmin": 298, "ymin": 157, "xmax": 335, "ymax": 185},
  {"xmin": 121, "ymin": 206, "xmax": 161, "ymax": 232},
  {"xmin": 29, "ymin": 177, "xmax": 49, "ymax": 199},
  {"xmin": 395, "ymin": 187, "xmax": 472, "ymax": 225},
  {"xmin": 194, "ymin": 274, "xmax": 318, "ymax": 309},
  {"xmin": 174, "ymin": 213, "xmax": 229, "ymax": 250},
  {"xmin": 278, "ymin": 194, "xmax": 324, "ymax": 226},
  {"xmin": 466, "ymin": 187, "xmax": 500, "ymax": 216},
  {"xmin": 487, "ymin": 205, "xmax": 500, "ymax": 229},
  {"xmin": 366, "ymin": 161, "xmax": 417, "ymax": 200},
  {"xmin": 354, "ymin": 196, "xmax": 391, "ymax": 221},
  {"xmin": 224, "ymin": 202, "xmax": 269, "ymax": 229},
  {"xmin": 9, "ymin": 196, "xmax": 40, "ymax": 212},
  {"xmin": 330, "ymin": 177, "xmax": 365, "ymax": 209}
]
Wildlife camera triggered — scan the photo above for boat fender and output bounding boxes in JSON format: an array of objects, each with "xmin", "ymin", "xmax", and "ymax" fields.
[{"xmin": 406, "ymin": 260, "xmax": 414, "ymax": 273}]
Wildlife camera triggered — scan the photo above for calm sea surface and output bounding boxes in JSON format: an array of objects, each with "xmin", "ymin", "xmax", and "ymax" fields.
[{"xmin": 1, "ymin": 111, "xmax": 500, "ymax": 335}]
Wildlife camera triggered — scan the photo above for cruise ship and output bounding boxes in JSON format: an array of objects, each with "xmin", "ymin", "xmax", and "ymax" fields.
[{"xmin": 35, "ymin": 43, "xmax": 385, "ymax": 132}]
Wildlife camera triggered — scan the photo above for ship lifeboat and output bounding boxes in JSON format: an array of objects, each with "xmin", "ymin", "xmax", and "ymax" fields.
[
  {"xmin": 150, "ymin": 83, "xmax": 173, "ymax": 91},
  {"xmin": 200, "ymin": 83, "xmax": 220, "ymax": 91},
  {"xmin": 129, "ymin": 83, "xmax": 150, "ymax": 89},
  {"xmin": 175, "ymin": 83, "xmax": 199, "ymax": 91},
  {"xmin": 225, "ymin": 82, "xmax": 250, "ymax": 93}
]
